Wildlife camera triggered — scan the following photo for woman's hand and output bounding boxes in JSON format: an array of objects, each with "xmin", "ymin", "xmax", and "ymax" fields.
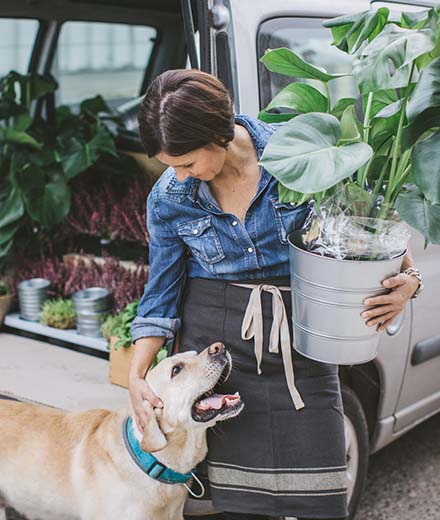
[
  {"xmin": 361, "ymin": 273, "xmax": 420, "ymax": 332},
  {"xmin": 128, "ymin": 376, "xmax": 163, "ymax": 433}
]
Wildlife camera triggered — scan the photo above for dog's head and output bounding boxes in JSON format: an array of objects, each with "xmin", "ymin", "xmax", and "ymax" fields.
[{"xmin": 138, "ymin": 342, "xmax": 243, "ymax": 453}]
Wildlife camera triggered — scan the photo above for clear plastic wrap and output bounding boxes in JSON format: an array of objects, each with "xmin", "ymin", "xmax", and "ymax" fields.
[{"xmin": 300, "ymin": 184, "xmax": 411, "ymax": 261}]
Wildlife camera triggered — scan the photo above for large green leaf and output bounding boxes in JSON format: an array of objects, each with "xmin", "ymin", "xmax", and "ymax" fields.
[
  {"xmin": 0, "ymin": 220, "xmax": 22, "ymax": 245},
  {"xmin": 259, "ymin": 48, "xmax": 348, "ymax": 82},
  {"xmin": 58, "ymin": 126, "xmax": 115, "ymax": 179},
  {"xmin": 0, "ymin": 187, "xmax": 24, "ymax": 228},
  {"xmin": 323, "ymin": 8, "xmax": 390, "ymax": 54},
  {"xmin": 353, "ymin": 24, "xmax": 436, "ymax": 94},
  {"xmin": 13, "ymin": 112, "xmax": 32, "ymax": 132},
  {"xmin": 365, "ymin": 155, "xmax": 388, "ymax": 184},
  {"xmin": 80, "ymin": 95, "xmax": 111, "ymax": 116},
  {"xmin": 401, "ymin": 9, "xmax": 431, "ymax": 29},
  {"xmin": 412, "ymin": 130, "xmax": 440, "ymax": 205},
  {"xmin": 396, "ymin": 184, "xmax": 440, "ymax": 246},
  {"xmin": 16, "ymin": 165, "xmax": 71, "ymax": 228},
  {"xmin": 369, "ymin": 113, "xmax": 399, "ymax": 150},
  {"xmin": 403, "ymin": 57, "xmax": 440, "ymax": 148},
  {"xmin": 277, "ymin": 183, "xmax": 311, "ymax": 205},
  {"xmin": 0, "ymin": 239, "xmax": 14, "ymax": 259},
  {"xmin": 259, "ymin": 112, "xmax": 372, "ymax": 193},
  {"xmin": 258, "ymin": 111, "xmax": 295, "ymax": 124},
  {"xmin": 402, "ymin": 106, "xmax": 440, "ymax": 149},
  {"xmin": 89, "ymin": 126, "xmax": 117, "ymax": 157},
  {"xmin": 407, "ymin": 57, "xmax": 440, "ymax": 121},
  {"xmin": 331, "ymin": 98, "xmax": 357, "ymax": 118},
  {"xmin": 0, "ymin": 127, "xmax": 41, "ymax": 149},
  {"xmin": 2, "ymin": 71, "xmax": 57, "ymax": 106},
  {"xmin": 58, "ymin": 137, "xmax": 93, "ymax": 179},
  {"xmin": 264, "ymin": 83, "xmax": 329, "ymax": 114},
  {"xmin": 339, "ymin": 105, "xmax": 363, "ymax": 144},
  {"xmin": 364, "ymin": 89, "xmax": 399, "ymax": 118},
  {"xmin": 375, "ymin": 99, "xmax": 402, "ymax": 119}
]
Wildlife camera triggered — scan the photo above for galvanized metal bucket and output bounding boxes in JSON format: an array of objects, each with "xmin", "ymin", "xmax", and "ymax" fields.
[
  {"xmin": 18, "ymin": 278, "xmax": 51, "ymax": 322},
  {"xmin": 288, "ymin": 230, "xmax": 406, "ymax": 365},
  {"xmin": 72, "ymin": 287, "xmax": 111, "ymax": 337}
]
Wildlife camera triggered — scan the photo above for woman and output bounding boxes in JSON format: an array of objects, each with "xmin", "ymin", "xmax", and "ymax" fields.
[{"xmin": 128, "ymin": 69, "xmax": 421, "ymax": 520}]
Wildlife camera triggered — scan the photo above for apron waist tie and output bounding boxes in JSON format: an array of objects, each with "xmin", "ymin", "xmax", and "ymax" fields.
[{"xmin": 229, "ymin": 283, "xmax": 305, "ymax": 411}]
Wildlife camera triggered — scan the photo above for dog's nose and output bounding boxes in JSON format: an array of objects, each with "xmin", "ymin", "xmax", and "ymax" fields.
[{"xmin": 208, "ymin": 342, "xmax": 225, "ymax": 357}]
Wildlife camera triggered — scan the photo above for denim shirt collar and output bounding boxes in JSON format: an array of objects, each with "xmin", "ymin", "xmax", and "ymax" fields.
[{"xmin": 165, "ymin": 114, "xmax": 274, "ymax": 209}]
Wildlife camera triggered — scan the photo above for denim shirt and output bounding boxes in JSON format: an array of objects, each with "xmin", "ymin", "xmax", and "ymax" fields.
[{"xmin": 130, "ymin": 113, "xmax": 311, "ymax": 347}]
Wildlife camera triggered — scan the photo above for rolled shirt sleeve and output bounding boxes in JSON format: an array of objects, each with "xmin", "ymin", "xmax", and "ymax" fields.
[{"xmin": 130, "ymin": 187, "xmax": 187, "ymax": 348}]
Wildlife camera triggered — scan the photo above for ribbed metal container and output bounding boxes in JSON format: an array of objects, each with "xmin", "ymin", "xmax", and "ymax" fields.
[
  {"xmin": 72, "ymin": 287, "xmax": 111, "ymax": 337},
  {"xmin": 18, "ymin": 278, "xmax": 51, "ymax": 322},
  {"xmin": 288, "ymin": 230, "xmax": 406, "ymax": 365}
]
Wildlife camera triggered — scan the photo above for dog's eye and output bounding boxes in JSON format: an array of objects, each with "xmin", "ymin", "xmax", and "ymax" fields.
[{"xmin": 171, "ymin": 364, "xmax": 183, "ymax": 378}]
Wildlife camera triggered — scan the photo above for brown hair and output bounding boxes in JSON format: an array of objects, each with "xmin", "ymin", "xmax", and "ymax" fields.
[{"xmin": 137, "ymin": 69, "xmax": 235, "ymax": 157}]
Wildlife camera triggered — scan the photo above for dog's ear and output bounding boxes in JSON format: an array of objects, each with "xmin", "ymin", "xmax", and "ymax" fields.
[{"xmin": 140, "ymin": 405, "xmax": 167, "ymax": 453}]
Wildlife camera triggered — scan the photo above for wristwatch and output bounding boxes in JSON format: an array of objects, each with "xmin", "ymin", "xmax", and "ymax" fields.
[{"xmin": 402, "ymin": 267, "xmax": 424, "ymax": 299}]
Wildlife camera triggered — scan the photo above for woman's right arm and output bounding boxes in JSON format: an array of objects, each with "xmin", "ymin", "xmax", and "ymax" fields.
[
  {"xmin": 128, "ymin": 336, "xmax": 166, "ymax": 432},
  {"xmin": 128, "ymin": 182, "xmax": 187, "ymax": 431}
]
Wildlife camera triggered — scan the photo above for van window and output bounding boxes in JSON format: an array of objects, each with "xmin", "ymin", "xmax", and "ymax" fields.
[
  {"xmin": 54, "ymin": 21, "xmax": 157, "ymax": 109},
  {"xmin": 0, "ymin": 19, "xmax": 39, "ymax": 76},
  {"xmin": 257, "ymin": 17, "xmax": 356, "ymax": 112}
]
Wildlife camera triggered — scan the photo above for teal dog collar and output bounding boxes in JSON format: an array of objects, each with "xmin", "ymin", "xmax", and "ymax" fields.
[{"xmin": 123, "ymin": 416, "xmax": 194, "ymax": 485}]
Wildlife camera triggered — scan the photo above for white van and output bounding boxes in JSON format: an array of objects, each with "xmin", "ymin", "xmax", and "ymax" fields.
[{"xmin": 1, "ymin": 1, "xmax": 439, "ymax": 518}]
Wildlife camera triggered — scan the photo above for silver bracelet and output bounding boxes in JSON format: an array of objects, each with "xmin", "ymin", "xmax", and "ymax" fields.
[{"xmin": 402, "ymin": 267, "xmax": 424, "ymax": 299}]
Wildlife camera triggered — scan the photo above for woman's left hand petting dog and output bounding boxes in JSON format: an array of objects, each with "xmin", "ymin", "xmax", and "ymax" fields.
[{"xmin": 0, "ymin": 342, "xmax": 243, "ymax": 520}]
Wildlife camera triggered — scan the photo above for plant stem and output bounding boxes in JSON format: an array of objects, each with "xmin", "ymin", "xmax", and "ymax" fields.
[
  {"xmin": 390, "ymin": 164, "xmax": 411, "ymax": 205},
  {"xmin": 324, "ymin": 82, "xmax": 331, "ymax": 112},
  {"xmin": 385, "ymin": 97, "xmax": 407, "ymax": 203},
  {"xmin": 365, "ymin": 156, "xmax": 390, "ymax": 218},
  {"xmin": 363, "ymin": 92, "xmax": 374, "ymax": 143},
  {"xmin": 382, "ymin": 63, "xmax": 415, "ymax": 209},
  {"xmin": 357, "ymin": 92, "xmax": 374, "ymax": 187}
]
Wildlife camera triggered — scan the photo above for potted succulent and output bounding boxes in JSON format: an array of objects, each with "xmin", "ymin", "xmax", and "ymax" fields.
[
  {"xmin": 259, "ymin": 5, "xmax": 440, "ymax": 364},
  {"xmin": 39, "ymin": 298, "xmax": 76, "ymax": 329},
  {"xmin": 0, "ymin": 279, "xmax": 12, "ymax": 327},
  {"xmin": 102, "ymin": 301, "xmax": 167, "ymax": 388}
]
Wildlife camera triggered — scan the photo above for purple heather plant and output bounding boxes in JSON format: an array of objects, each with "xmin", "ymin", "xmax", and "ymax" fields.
[{"xmin": 65, "ymin": 173, "xmax": 149, "ymax": 243}]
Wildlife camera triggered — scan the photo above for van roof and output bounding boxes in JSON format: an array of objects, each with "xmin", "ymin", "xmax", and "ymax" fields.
[{"xmin": 0, "ymin": 0, "xmax": 183, "ymax": 23}]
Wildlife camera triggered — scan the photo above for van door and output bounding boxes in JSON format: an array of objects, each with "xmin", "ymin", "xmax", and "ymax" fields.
[{"xmin": 190, "ymin": 0, "xmax": 240, "ymax": 111}]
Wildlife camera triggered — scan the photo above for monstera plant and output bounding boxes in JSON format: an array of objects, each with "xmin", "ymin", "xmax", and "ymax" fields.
[
  {"xmin": 0, "ymin": 70, "xmax": 133, "ymax": 267},
  {"xmin": 259, "ymin": 5, "xmax": 440, "ymax": 252},
  {"xmin": 257, "ymin": 5, "xmax": 440, "ymax": 367}
]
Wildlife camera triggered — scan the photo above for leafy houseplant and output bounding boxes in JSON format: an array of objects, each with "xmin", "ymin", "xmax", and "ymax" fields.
[
  {"xmin": 39, "ymin": 298, "xmax": 76, "ymax": 329},
  {"xmin": 257, "ymin": 5, "xmax": 440, "ymax": 364},
  {"xmin": 105, "ymin": 301, "xmax": 167, "ymax": 388},
  {"xmin": 259, "ymin": 5, "xmax": 440, "ymax": 251},
  {"xmin": 0, "ymin": 70, "xmax": 142, "ymax": 269}
]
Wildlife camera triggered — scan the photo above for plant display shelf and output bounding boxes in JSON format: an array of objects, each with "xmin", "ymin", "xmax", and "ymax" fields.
[{"xmin": 3, "ymin": 313, "xmax": 109, "ymax": 358}]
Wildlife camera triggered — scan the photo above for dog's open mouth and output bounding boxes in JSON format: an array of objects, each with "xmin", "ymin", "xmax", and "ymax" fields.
[{"xmin": 191, "ymin": 361, "xmax": 243, "ymax": 422}]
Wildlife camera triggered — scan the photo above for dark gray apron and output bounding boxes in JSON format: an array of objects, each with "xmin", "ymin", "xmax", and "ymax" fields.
[{"xmin": 178, "ymin": 276, "xmax": 349, "ymax": 519}]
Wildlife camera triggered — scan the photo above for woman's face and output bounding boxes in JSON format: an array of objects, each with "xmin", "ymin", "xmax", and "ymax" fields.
[{"xmin": 156, "ymin": 144, "xmax": 227, "ymax": 183}]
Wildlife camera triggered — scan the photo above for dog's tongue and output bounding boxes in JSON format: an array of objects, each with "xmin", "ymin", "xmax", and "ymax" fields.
[{"xmin": 196, "ymin": 392, "xmax": 240, "ymax": 411}]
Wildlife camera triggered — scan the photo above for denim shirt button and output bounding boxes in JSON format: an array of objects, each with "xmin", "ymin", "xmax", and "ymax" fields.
[
  {"xmin": 232, "ymin": 220, "xmax": 238, "ymax": 226},
  {"xmin": 247, "ymin": 247, "xmax": 254, "ymax": 253},
  {"xmin": 193, "ymin": 229, "xmax": 199, "ymax": 234}
]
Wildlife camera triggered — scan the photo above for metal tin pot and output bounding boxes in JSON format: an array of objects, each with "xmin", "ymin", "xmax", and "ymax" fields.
[
  {"xmin": 288, "ymin": 229, "xmax": 406, "ymax": 365},
  {"xmin": 72, "ymin": 287, "xmax": 111, "ymax": 337},
  {"xmin": 18, "ymin": 278, "xmax": 51, "ymax": 322}
]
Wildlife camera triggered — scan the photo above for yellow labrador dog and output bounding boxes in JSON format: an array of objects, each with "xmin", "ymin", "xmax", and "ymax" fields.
[{"xmin": 0, "ymin": 342, "xmax": 243, "ymax": 520}]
